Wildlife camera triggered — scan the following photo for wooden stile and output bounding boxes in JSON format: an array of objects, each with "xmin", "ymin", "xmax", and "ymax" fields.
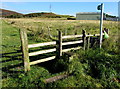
[
  {"xmin": 19, "ymin": 28, "xmax": 106, "ymax": 72},
  {"xmin": 20, "ymin": 29, "xmax": 30, "ymax": 72}
]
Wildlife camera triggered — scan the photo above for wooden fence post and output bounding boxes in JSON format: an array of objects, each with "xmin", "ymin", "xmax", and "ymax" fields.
[
  {"xmin": 58, "ymin": 30, "xmax": 62, "ymax": 58},
  {"xmin": 82, "ymin": 30, "xmax": 86, "ymax": 50},
  {"xmin": 20, "ymin": 29, "xmax": 30, "ymax": 72},
  {"xmin": 87, "ymin": 33, "xmax": 90, "ymax": 50}
]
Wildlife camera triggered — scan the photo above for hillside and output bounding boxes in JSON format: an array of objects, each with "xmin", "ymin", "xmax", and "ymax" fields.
[
  {"xmin": 24, "ymin": 12, "xmax": 61, "ymax": 18},
  {"xmin": 0, "ymin": 9, "xmax": 118, "ymax": 20},
  {"xmin": 0, "ymin": 9, "xmax": 23, "ymax": 17},
  {"xmin": 0, "ymin": 9, "xmax": 74, "ymax": 18}
]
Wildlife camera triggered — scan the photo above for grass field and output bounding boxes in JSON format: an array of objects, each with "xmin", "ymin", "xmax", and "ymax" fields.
[{"xmin": 1, "ymin": 18, "xmax": 120, "ymax": 88}]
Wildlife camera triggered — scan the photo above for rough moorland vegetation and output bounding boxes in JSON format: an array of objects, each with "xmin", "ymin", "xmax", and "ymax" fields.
[{"xmin": 2, "ymin": 18, "xmax": 119, "ymax": 88}]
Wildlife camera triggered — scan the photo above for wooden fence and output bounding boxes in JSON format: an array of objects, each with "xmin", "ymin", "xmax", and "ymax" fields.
[{"xmin": 20, "ymin": 29, "xmax": 102, "ymax": 72}]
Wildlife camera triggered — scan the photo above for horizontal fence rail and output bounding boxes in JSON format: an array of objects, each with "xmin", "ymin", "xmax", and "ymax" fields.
[
  {"xmin": 86, "ymin": 34, "xmax": 94, "ymax": 37},
  {"xmin": 62, "ymin": 34, "xmax": 101, "ymax": 39},
  {"xmin": 28, "ymin": 41, "xmax": 56, "ymax": 48},
  {"xmin": 62, "ymin": 40, "xmax": 83, "ymax": 46},
  {"xmin": 62, "ymin": 35, "xmax": 82, "ymax": 39},
  {"xmin": 94, "ymin": 34, "xmax": 101, "ymax": 36},
  {"xmin": 62, "ymin": 47, "xmax": 82, "ymax": 52},
  {"xmin": 86, "ymin": 34, "xmax": 102, "ymax": 37},
  {"xmin": 30, "ymin": 56, "xmax": 56, "ymax": 65},
  {"xmin": 29, "ymin": 48, "xmax": 56, "ymax": 56}
]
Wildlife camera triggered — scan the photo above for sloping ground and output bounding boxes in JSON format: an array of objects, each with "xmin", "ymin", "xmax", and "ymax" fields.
[
  {"xmin": 0, "ymin": 9, "xmax": 23, "ymax": 17},
  {"xmin": 2, "ymin": 19, "xmax": 23, "ymax": 78}
]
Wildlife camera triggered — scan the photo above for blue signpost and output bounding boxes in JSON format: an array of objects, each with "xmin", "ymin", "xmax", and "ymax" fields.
[{"xmin": 97, "ymin": 3, "xmax": 104, "ymax": 49}]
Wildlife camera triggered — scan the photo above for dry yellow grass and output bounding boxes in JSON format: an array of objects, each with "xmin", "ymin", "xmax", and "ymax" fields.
[{"xmin": 3, "ymin": 18, "xmax": 118, "ymax": 36}]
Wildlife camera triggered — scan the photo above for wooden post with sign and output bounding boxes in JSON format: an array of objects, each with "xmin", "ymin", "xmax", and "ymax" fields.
[{"xmin": 98, "ymin": 3, "xmax": 104, "ymax": 49}]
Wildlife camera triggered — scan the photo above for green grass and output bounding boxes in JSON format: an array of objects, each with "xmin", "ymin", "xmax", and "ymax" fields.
[
  {"xmin": 2, "ymin": 20, "xmax": 20, "ymax": 52},
  {"xmin": 1, "ymin": 18, "xmax": 120, "ymax": 88},
  {"xmin": 2, "ymin": 20, "xmax": 22, "ymax": 78}
]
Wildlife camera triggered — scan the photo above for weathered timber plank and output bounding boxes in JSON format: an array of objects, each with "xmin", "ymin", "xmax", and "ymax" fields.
[
  {"xmin": 30, "ymin": 56, "xmax": 56, "ymax": 65},
  {"xmin": 62, "ymin": 35, "xmax": 82, "ymax": 39},
  {"xmin": 28, "ymin": 41, "xmax": 56, "ymax": 48},
  {"xmin": 94, "ymin": 34, "xmax": 100, "ymax": 36},
  {"xmin": 62, "ymin": 40, "xmax": 83, "ymax": 46},
  {"xmin": 62, "ymin": 47, "xmax": 82, "ymax": 52},
  {"xmin": 20, "ymin": 29, "xmax": 30, "ymax": 72},
  {"xmin": 44, "ymin": 74, "xmax": 68, "ymax": 83},
  {"xmin": 29, "ymin": 48, "xmax": 56, "ymax": 56},
  {"xmin": 86, "ymin": 34, "xmax": 103, "ymax": 37}
]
